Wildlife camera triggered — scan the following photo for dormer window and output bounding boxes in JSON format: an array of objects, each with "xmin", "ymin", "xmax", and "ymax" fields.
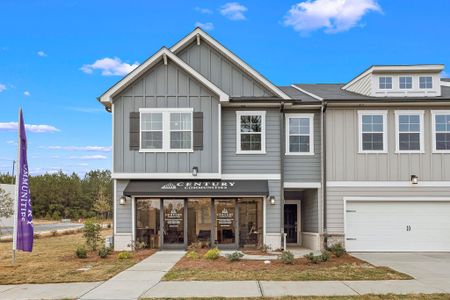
[
  {"xmin": 399, "ymin": 76, "xmax": 412, "ymax": 89},
  {"xmin": 419, "ymin": 76, "xmax": 433, "ymax": 89},
  {"xmin": 379, "ymin": 77, "xmax": 392, "ymax": 89}
]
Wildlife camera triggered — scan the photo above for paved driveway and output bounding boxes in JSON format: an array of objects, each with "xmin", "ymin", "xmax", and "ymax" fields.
[{"xmin": 352, "ymin": 252, "xmax": 450, "ymax": 292}]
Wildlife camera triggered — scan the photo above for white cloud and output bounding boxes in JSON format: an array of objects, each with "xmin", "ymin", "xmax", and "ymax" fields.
[
  {"xmin": 80, "ymin": 57, "xmax": 139, "ymax": 76},
  {"xmin": 67, "ymin": 106, "xmax": 104, "ymax": 113},
  {"xmin": 37, "ymin": 51, "xmax": 47, "ymax": 57},
  {"xmin": 69, "ymin": 155, "xmax": 107, "ymax": 160},
  {"xmin": 0, "ymin": 83, "xmax": 6, "ymax": 92},
  {"xmin": 283, "ymin": 0, "xmax": 381, "ymax": 35},
  {"xmin": 24, "ymin": 91, "xmax": 31, "ymax": 96},
  {"xmin": 220, "ymin": 2, "xmax": 247, "ymax": 21},
  {"xmin": 195, "ymin": 21, "xmax": 215, "ymax": 31},
  {"xmin": 46, "ymin": 145, "xmax": 112, "ymax": 152},
  {"xmin": 195, "ymin": 7, "xmax": 213, "ymax": 14},
  {"xmin": 0, "ymin": 122, "xmax": 60, "ymax": 133}
]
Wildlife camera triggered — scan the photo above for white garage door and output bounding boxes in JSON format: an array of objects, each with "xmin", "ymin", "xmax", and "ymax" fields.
[{"xmin": 345, "ymin": 200, "xmax": 450, "ymax": 252}]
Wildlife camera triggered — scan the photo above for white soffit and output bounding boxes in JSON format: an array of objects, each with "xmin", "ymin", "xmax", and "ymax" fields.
[
  {"xmin": 171, "ymin": 28, "xmax": 291, "ymax": 100},
  {"xmin": 99, "ymin": 47, "xmax": 229, "ymax": 104}
]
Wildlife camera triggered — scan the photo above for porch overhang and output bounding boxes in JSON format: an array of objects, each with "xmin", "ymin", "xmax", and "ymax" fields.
[{"xmin": 123, "ymin": 180, "xmax": 269, "ymax": 197}]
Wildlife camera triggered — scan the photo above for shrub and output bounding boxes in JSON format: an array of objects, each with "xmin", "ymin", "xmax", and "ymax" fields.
[
  {"xmin": 128, "ymin": 240, "xmax": 147, "ymax": 251},
  {"xmin": 320, "ymin": 250, "xmax": 331, "ymax": 262},
  {"xmin": 98, "ymin": 246, "xmax": 111, "ymax": 258},
  {"xmin": 226, "ymin": 251, "xmax": 244, "ymax": 262},
  {"xmin": 203, "ymin": 248, "xmax": 220, "ymax": 260},
  {"xmin": 186, "ymin": 251, "xmax": 200, "ymax": 259},
  {"xmin": 50, "ymin": 230, "xmax": 58, "ymax": 237},
  {"xmin": 75, "ymin": 245, "xmax": 87, "ymax": 259},
  {"xmin": 304, "ymin": 251, "xmax": 331, "ymax": 264},
  {"xmin": 328, "ymin": 243, "xmax": 346, "ymax": 257},
  {"xmin": 118, "ymin": 251, "xmax": 133, "ymax": 259},
  {"xmin": 280, "ymin": 250, "xmax": 295, "ymax": 264},
  {"xmin": 83, "ymin": 219, "xmax": 102, "ymax": 251}
]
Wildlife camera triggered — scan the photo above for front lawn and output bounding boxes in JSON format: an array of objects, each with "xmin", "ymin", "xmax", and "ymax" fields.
[
  {"xmin": 0, "ymin": 230, "xmax": 155, "ymax": 284},
  {"xmin": 163, "ymin": 251, "xmax": 411, "ymax": 281},
  {"xmin": 145, "ymin": 295, "xmax": 450, "ymax": 300}
]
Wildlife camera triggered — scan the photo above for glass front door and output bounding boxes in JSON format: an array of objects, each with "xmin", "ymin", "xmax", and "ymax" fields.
[
  {"xmin": 284, "ymin": 204, "xmax": 298, "ymax": 244},
  {"xmin": 239, "ymin": 198, "xmax": 263, "ymax": 248},
  {"xmin": 215, "ymin": 199, "xmax": 237, "ymax": 248},
  {"xmin": 187, "ymin": 198, "xmax": 212, "ymax": 247},
  {"xmin": 163, "ymin": 199, "xmax": 185, "ymax": 248},
  {"xmin": 136, "ymin": 198, "xmax": 161, "ymax": 249}
]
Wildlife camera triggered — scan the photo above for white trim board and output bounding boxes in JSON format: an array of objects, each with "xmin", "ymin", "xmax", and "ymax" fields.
[
  {"xmin": 112, "ymin": 173, "xmax": 281, "ymax": 180},
  {"xmin": 221, "ymin": 174, "xmax": 281, "ymax": 180},
  {"xmin": 431, "ymin": 110, "xmax": 450, "ymax": 153},
  {"xmin": 284, "ymin": 182, "xmax": 321, "ymax": 188},
  {"xmin": 394, "ymin": 110, "xmax": 425, "ymax": 154},
  {"xmin": 357, "ymin": 110, "xmax": 388, "ymax": 154},
  {"xmin": 99, "ymin": 47, "xmax": 229, "ymax": 104},
  {"xmin": 328, "ymin": 181, "xmax": 450, "ymax": 187},
  {"xmin": 170, "ymin": 28, "xmax": 290, "ymax": 100}
]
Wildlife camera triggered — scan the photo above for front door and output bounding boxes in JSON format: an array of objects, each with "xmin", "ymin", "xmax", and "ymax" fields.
[
  {"xmin": 214, "ymin": 199, "xmax": 238, "ymax": 249},
  {"xmin": 284, "ymin": 204, "xmax": 298, "ymax": 244},
  {"xmin": 162, "ymin": 199, "xmax": 186, "ymax": 249}
]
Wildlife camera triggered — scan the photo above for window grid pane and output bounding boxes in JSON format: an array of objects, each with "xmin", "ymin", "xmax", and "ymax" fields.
[
  {"xmin": 398, "ymin": 114, "xmax": 421, "ymax": 151},
  {"xmin": 379, "ymin": 77, "xmax": 392, "ymax": 89},
  {"xmin": 435, "ymin": 114, "xmax": 450, "ymax": 150},
  {"xmin": 419, "ymin": 76, "xmax": 432, "ymax": 89},
  {"xmin": 141, "ymin": 112, "xmax": 163, "ymax": 150},
  {"xmin": 169, "ymin": 112, "xmax": 192, "ymax": 150},
  {"xmin": 288, "ymin": 117, "xmax": 311, "ymax": 153},
  {"xmin": 240, "ymin": 114, "xmax": 263, "ymax": 151},
  {"xmin": 361, "ymin": 114, "xmax": 384, "ymax": 151},
  {"xmin": 399, "ymin": 76, "xmax": 412, "ymax": 89}
]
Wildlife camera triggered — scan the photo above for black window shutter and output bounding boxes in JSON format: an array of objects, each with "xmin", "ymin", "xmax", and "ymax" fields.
[
  {"xmin": 193, "ymin": 112, "xmax": 203, "ymax": 151},
  {"xmin": 129, "ymin": 112, "xmax": 140, "ymax": 151}
]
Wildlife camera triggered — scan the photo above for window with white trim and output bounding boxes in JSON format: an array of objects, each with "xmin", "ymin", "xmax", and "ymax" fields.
[
  {"xmin": 358, "ymin": 111, "xmax": 387, "ymax": 153},
  {"xmin": 432, "ymin": 111, "xmax": 450, "ymax": 152},
  {"xmin": 236, "ymin": 111, "xmax": 265, "ymax": 154},
  {"xmin": 286, "ymin": 114, "xmax": 314, "ymax": 155},
  {"xmin": 399, "ymin": 76, "xmax": 412, "ymax": 89},
  {"xmin": 395, "ymin": 111, "xmax": 424, "ymax": 153},
  {"xmin": 419, "ymin": 76, "xmax": 433, "ymax": 89},
  {"xmin": 140, "ymin": 108, "xmax": 193, "ymax": 152},
  {"xmin": 379, "ymin": 77, "xmax": 392, "ymax": 89}
]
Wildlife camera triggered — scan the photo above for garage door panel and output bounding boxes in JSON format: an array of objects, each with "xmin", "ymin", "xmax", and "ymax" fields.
[{"xmin": 345, "ymin": 201, "xmax": 450, "ymax": 252}]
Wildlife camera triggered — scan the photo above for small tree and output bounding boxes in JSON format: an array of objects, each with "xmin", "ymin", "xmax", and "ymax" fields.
[
  {"xmin": 0, "ymin": 187, "xmax": 14, "ymax": 236},
  {"xmin": 83, "ymin": 219, "xmax": 102, "ymax": 251},
  {"xmin": 93, "ymin": 186, "xmax": 110, "ymax": 220}
]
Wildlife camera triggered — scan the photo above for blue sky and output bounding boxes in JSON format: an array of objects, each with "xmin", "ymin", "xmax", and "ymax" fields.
[{"xmin": 1, "ymin": 0, "xmax": 449, "ymax": 175}]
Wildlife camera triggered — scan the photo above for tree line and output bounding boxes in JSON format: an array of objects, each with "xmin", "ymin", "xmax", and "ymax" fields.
[{"xmin": 0, "ymin": 170, "xmax": 112, "ymax": 220}]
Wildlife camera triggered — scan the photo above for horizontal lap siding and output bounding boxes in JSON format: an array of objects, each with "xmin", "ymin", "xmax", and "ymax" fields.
[
  {"xmin": 326, "ymin": 107, "xmax": 450, "ymax": 181},
  {"xmin": 327, "ymin": 186, "xmax": 450, "ymax": 234},
  {"xmin": 178, "ymin": 41, "xmax": 274, "ymax": 97},
  {"xmin": 113, "ymin": 61, "xmax": 219, "ymax": 174},
  {"xmin": 284, "ymin": 111, "xmax": 321, "ymax": 182},
  {"xmin": 222, "ymin": 108, "xmax": 281, "ymax": 174},
  {"xmin": 302, "ymin": 189, "xmax": 319, "ymax": 233}
]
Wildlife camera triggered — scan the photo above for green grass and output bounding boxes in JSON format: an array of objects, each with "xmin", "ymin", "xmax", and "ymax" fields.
[{"xmin": 143, "ymin": 294, "xmax": 450, "ymax": 300}]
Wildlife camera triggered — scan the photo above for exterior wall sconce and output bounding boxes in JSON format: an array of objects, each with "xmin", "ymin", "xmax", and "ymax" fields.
[
  {"xmin": 119, "ymin": 195, "xmax": 127, "ymax": 205},
  {"xmin": 411, "ymin": 175, "xmax": 419, "ymax": 184},
  {"xmin": 269, "ymin": 195, "xmax": 276, "ymax": 205},
  {"xmin": 192, "ymin": 166, "xmax": 198, "ymax": 176}
]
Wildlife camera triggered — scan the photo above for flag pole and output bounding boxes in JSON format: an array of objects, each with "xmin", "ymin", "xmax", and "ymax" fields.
[{"xmin": 12, "ymin": 108, "xmax": 21, "ymax": 263}]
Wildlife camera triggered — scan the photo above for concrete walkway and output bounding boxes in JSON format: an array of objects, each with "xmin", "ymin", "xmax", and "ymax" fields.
[{"xmin": 80, "ymin": 251, "xmax": 185, "ymax": 300}]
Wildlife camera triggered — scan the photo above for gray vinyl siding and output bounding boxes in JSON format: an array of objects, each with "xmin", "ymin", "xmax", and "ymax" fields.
[
  {"xmin": 266, "ymin": 180, "xmax": 281, "ymax": 233},
  {"xmin": 326, "ymin": 107, "xmax": 450, "ymax": 181},
  {"xmin": 284, "ymin": 111, "xmax": 321, "ymax": 182},
  {"xmin": 115, "ymin": 180, "xmax": 131, "ymax": 234},
  {"xmin": 327, "ymin": 185, "xmax": 450, "ymax": 234},
  {"xmin": 113, "ymin": 61, "xmax": 220, "ymax": 174},
  {"xmin": 302, "ymin": 189, "xmax": 319, "ymax": 233},
  {"xmin": 222, "ymin": 108, "xmax": 281, "ymax": 174},
  {"xmin": 178, "ymin": 41, "xmax": 274, "ymax": 97}
]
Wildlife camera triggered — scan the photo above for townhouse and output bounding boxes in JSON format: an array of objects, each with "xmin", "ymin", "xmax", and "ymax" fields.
[{"xmin": 98, "ymin": 28, "xmax": 450, "ymax": 252}]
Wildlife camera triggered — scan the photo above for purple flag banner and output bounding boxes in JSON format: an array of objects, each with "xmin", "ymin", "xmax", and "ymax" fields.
[{"xmin": 15, "ymin": 109, "xmax": 33, "ymax": 252}]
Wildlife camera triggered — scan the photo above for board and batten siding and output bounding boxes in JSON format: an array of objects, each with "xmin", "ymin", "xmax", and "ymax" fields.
[
  {"xmin": 327, "ymin": 185, "xmax": 450, "ymax": 234},
  {"xmin": 115, "ymin": 180, "xmax": 131, "ymax": 234},
  {"xmin": 178, "ymin": 41, "xmax": 274, "ymax": 98},
  {"xmin": 284, "ymin": 111, "xmax": 321, "ymax": 182},
  {"xmin": 326, "ymin": 107, "xmax": 450, "ymax": 181},
  {"xmin": 221, "ymin": 108, "xmax": 281, "ymax": 174},
  {"xmin": 113, "ymin": 61, "xmax": 220, "ymax": 174}
]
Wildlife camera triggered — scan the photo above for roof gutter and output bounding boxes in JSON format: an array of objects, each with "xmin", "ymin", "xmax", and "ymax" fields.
[
  {"xmin": 320, "ymin": 101, "xmax": 327, "ymax": 249},
  {"xmin": 279, "ymin": 101, "xmax": 286, "ymax": 250}
]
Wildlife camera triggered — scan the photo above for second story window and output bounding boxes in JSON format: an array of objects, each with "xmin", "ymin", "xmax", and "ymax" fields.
[
  {"xmin": 236, "ymin": 111, "xmax": 266, "ymax": 154},
  {"xmin": 395, "ymin": 111, "xmax": 424, "ymax": 153},
  {"xmin": 419, "ymin": 76, "xmax": 433, "ymax": 89},
  {"xmin": 379, "ymin": 77, "xmax": 392, "ymax": 89},
  {"xmin": 140, "ymin": 108, "xmax": 193, "ymax": 152},
  {"xmin": 432, "ymin": 111, "xmax": 450, "ymax": 153},
  {"xmin": 358, "ymin": 111, "xmax": 387, "ymax": 153},
  {"xmin": 285, "ymin": 114, "xmax": 314, "ymax": 155},
  {"xmin": 399, "ymin": 76, "xmax": 412, "ymax": 89}
]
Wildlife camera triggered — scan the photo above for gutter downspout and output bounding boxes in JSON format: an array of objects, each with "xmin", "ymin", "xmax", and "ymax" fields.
[
  {"xmin": 280, "ymin": 102, "xmax": 285, "ymax": 250},
  {"xmin": 321, "ymin": 101, "xmax": 328, "ymax": 249}
]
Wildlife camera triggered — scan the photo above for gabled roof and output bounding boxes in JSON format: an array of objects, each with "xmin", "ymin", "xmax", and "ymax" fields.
[
  {"xmin": 98, "ymin": 47, "xmax": 229, "ymax": 106},
  {"xmin": 171, "ymin": 28, "xmax": 290, "ymax": 100}
]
